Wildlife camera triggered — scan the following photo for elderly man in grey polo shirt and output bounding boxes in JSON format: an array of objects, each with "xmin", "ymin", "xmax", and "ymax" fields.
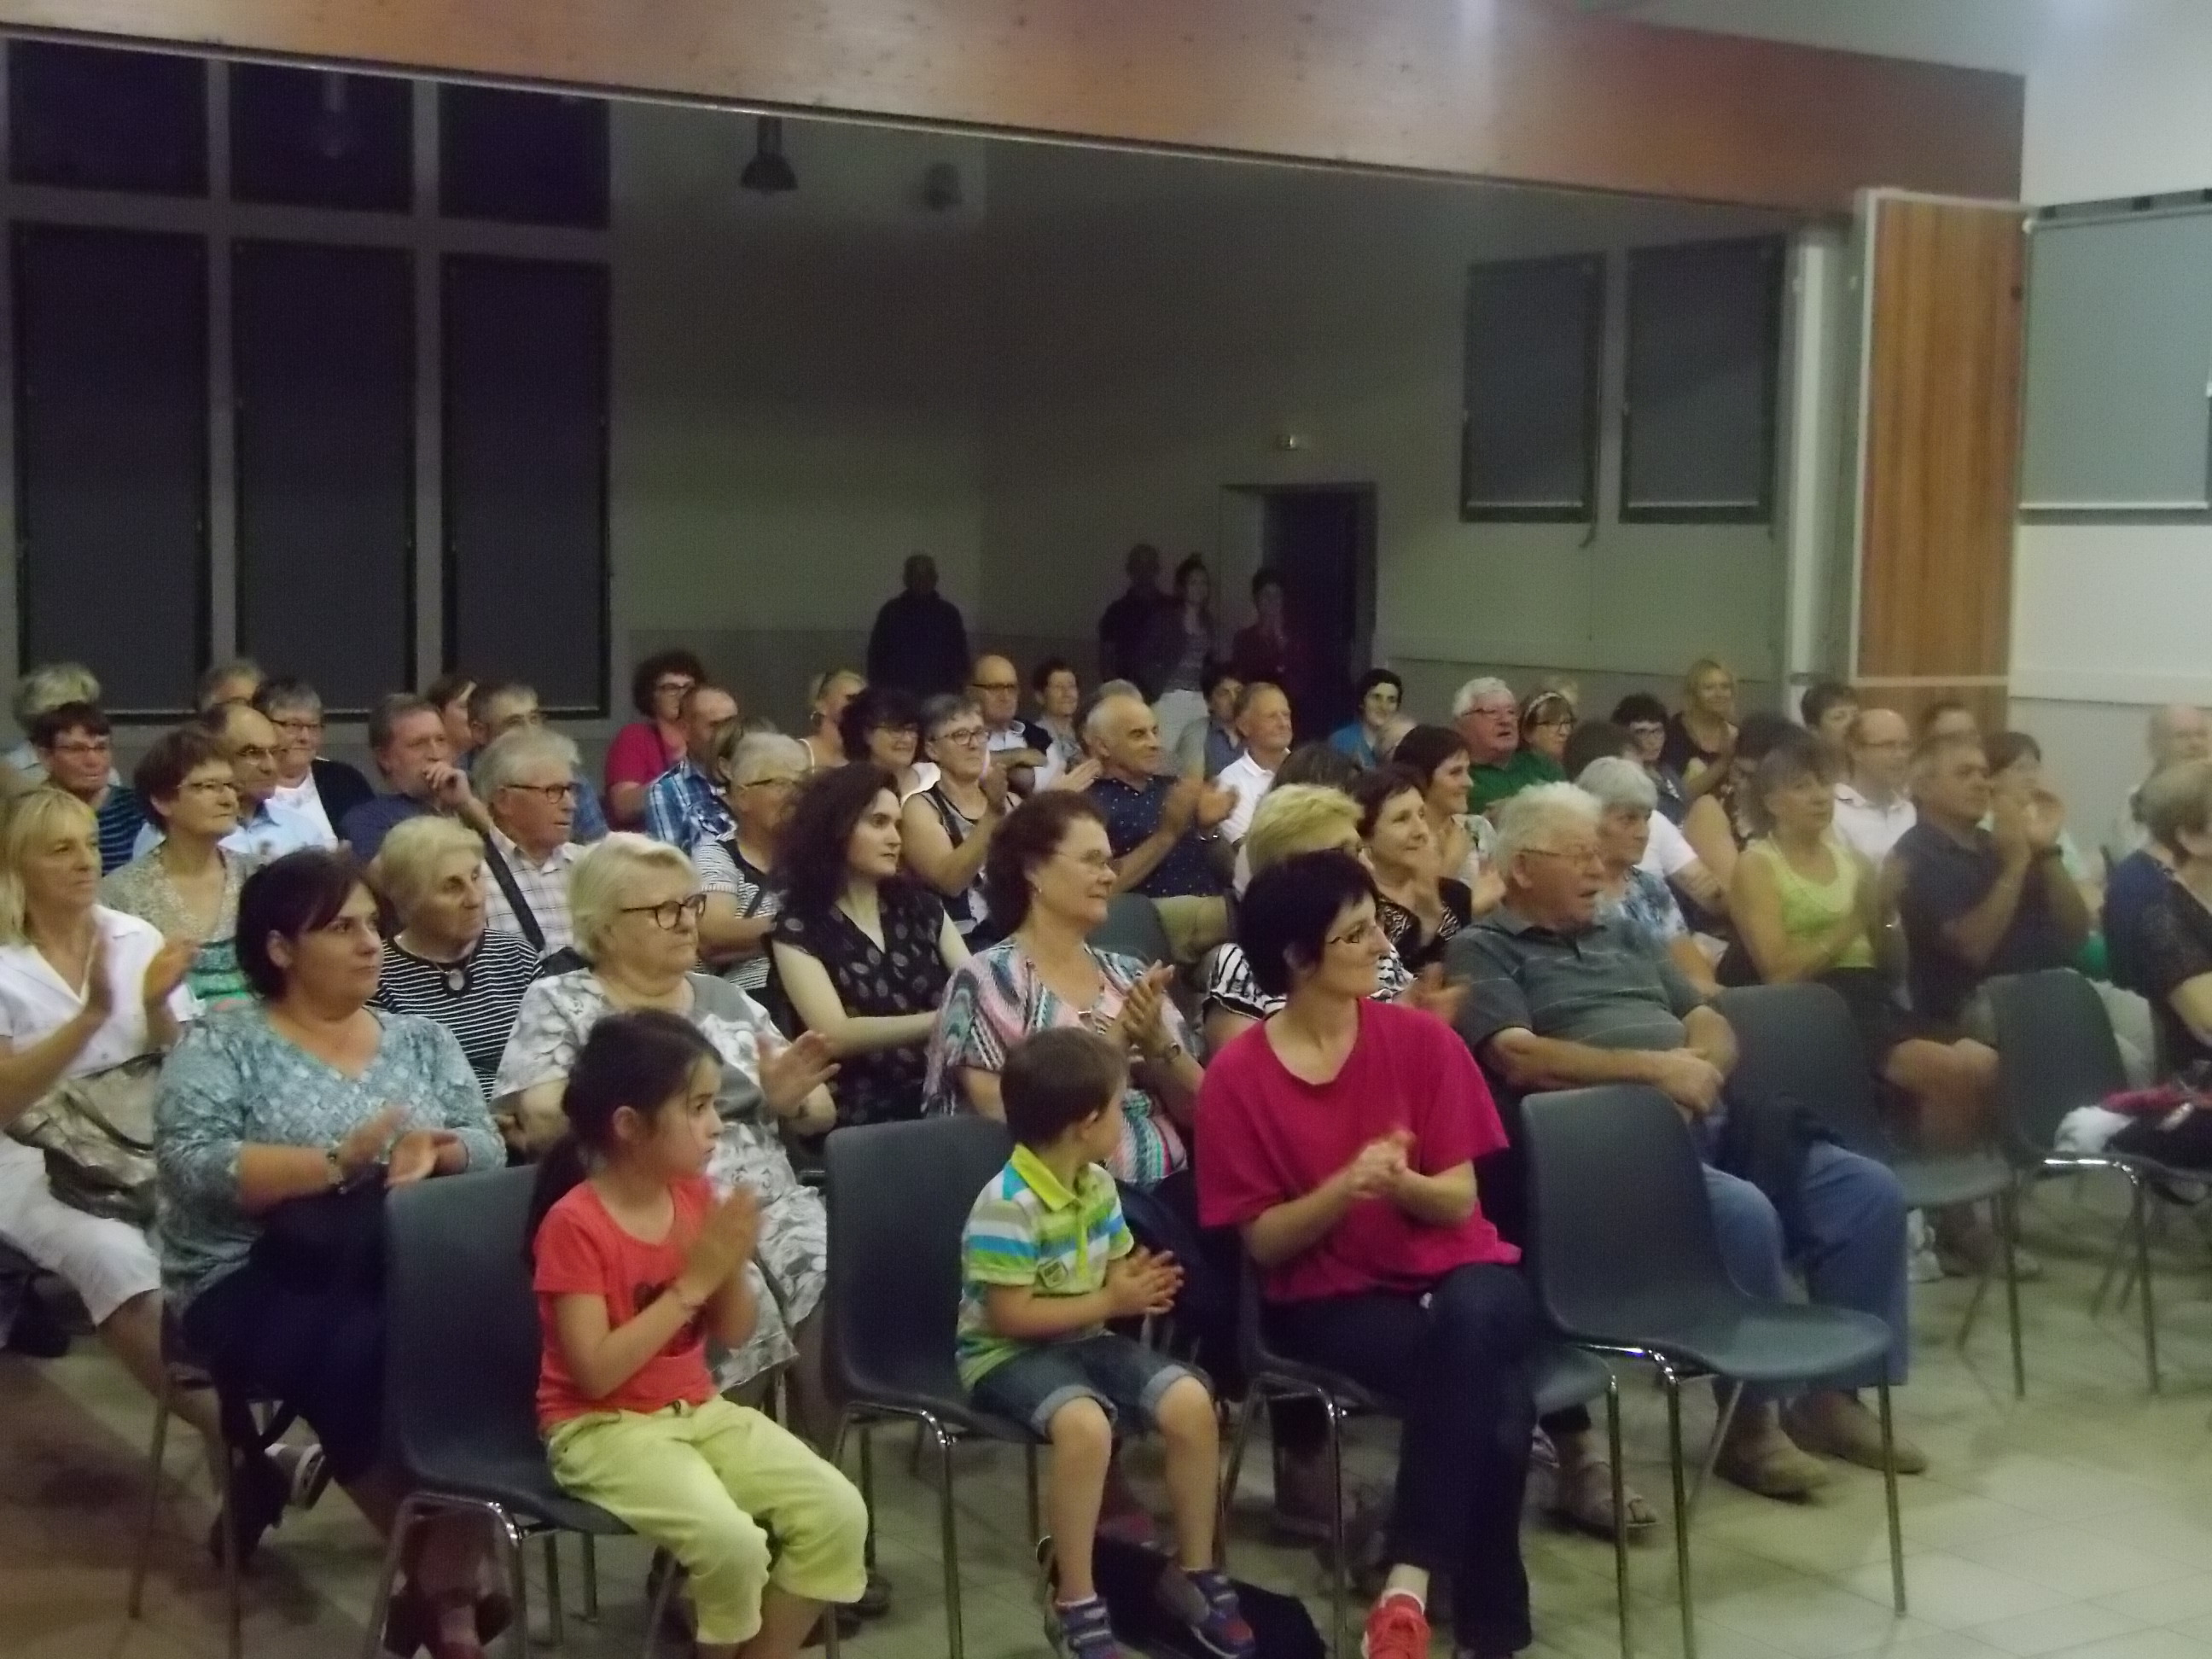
[{"xmin": 1447, "ymin": 783, "xmax": 1920, "ymax": 1502}]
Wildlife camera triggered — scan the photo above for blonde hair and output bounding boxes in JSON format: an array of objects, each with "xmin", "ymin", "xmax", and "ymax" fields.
[
  {"xmin": 0, "ymin": 788, "xmax": 96, "ymax": 945},
  {"xmin": 569, "ymin": 832, "xmax": 696, "ymax": 963},
  {"xmin": 2140, "ymin": 760, "xmax": 2212, "ymax": 860},
  {"xmin": 1684, "ymin": 656, "xmax": 1734, "ymax": 698},
  {"xmin": 372, "ymin": 815, "xmax": 486, "ymax": 920},
  {"xmin": 1243, "ymin": 785, "xmax": 1361, "ymax": 878}
]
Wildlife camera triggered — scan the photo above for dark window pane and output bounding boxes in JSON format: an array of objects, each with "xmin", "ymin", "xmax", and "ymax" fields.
[
  {"xmin": 443, "ymin": 256, "xmax": 608, "ymax": 712},
  {"xmin": 235, "ymin": 242, "xmax": 415, "ymax": 713},
  {"xmin": 438, "ymin": 86, "xmax": 607, "ymax": 228},
  {"xmin": 1621, "ymin": 237, "xmax": 1784, "ymax": 522},
  {"xmin": 1461, "ymin": 253, "xmax": 1604, "ymax": 521},
  {"xmin": 231, "ymin": 67, "xmax": 412, "ymax": 213},
  {"xmin": 10, "ymin": 41, "xmax": 207, "ymax": 195},
  {"xmin": 15, "ymin": 224, "xmax": 207, "ymax": 713}
]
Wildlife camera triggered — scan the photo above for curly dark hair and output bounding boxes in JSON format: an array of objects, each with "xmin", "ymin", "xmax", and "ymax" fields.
[
  {"xmin": 776, "ymin": 763, "xmax": 903, "ymax": 917},
  {"xmin": 983, "ymin": 791, "xmax": 1108, "ymax": 934},
  {"xmin": 629, "ymin": 649, "xmax": 707, "ymax": 719},
  {"xmin": 837, "ymin": 686, "xmax": 921, "ymax": 767},
  {"xmin": 1348, "ymin": 765, "xmax": 1425, "ymax": 840}
]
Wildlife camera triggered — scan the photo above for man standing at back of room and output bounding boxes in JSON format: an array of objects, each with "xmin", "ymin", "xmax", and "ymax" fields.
[
  {"xmin": 866, "ymin": 552, "xmax": 971, "ymax": 698},
  {"xmin": 1097, "ymin": 543, "xmax": 1168, "ymax": 694}
]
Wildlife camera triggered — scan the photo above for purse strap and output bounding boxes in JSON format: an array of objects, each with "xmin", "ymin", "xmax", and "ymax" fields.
[{"xmin": 480, "ymin": 833, "xmax": 547, "ymax": 952}]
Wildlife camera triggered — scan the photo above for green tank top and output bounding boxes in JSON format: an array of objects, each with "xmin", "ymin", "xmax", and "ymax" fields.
[{"xmin": 1747, "ymin": 836, "xmax": 1873, "ymax": 969}]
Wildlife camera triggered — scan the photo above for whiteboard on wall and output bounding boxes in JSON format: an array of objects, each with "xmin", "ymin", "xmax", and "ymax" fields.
[{"xmin": 2021, "ymin": 207, "xmax": 2212, "ymax": 513}]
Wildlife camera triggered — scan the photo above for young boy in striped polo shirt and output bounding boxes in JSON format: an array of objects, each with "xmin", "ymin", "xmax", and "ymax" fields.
[{"xmin": 958, "ymin": 1027, "xmax": 1254, "ymax": 1659}]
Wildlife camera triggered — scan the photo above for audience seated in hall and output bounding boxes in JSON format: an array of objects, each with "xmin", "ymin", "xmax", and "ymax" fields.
[
  {"xmin": 839, "ymin": 684, "xmax": 934, "ymax": 803},
  {"xmin": 254, "ymin": 677, "xmax": 373, "ymax": 842},
  {"xmin": 1986, "ymin": 731, "xmax": 2098, "ymax": 911},
  {"xmin": 1678, "ymin": 708, "xmax": 1798, "ymax": 893},
  {"xmin": 1517, "ymin": 687, "xmax": 1578, "ymax": 780},
  {"xmin": 1455, "ymin": 677, "xmax": 1557, "ymax": 815},
  {"xmin": 776, "ymin": 764, "xmax": 967, "ymax": 1132},
  {"xmin": 1662, "ymin": 657, "xmax": 1740, "ymax": 807},
  {"xmin": 1328, "ymin": 668, "xmax": 1404, "ymax": 769},
  {"xmin": 339, "ymin": 692, "xmax": 491, "ymax": 864},
  {"xmin": 2123, "ymin": 759, "xmax": 2212, "ymax": 1077},
  {"xmin": 1891, "ymin": 732, "xmax": 2092, "ymax": 1039},
  {"xmin": 1084, "ymin": 690, "xmax": 1234, "ymax": 962},
  {"xmin": 1215, "ymin": 683, "xmax": 1293, "ymax": 847},
  {"xmin": 1178, "ymin": 662, "xmax": 1245, "ymax": 782},
  {"xmin": 694, "ymin": 730, "xmax": 806, "ymax": 1020},
  {"xmin": 465, "ymin": 679, "xmax": 607, "ymax": 843},
  {"xmin": 1565, "ymin": 721, "xmax": 1726, "ymax": 919},
  {"xmin": 475, "ymin": 725, "xmax": 588, "ymax": 957},
  {"xmin": 1832, "ymin": 707, "xmax": 1917, "ymax": 869},
  {"xmin": 605, "ymin": 649, "xmax": 706, "ymax": 829},
  {"xmin": 1028, "ymin": 658, "xmax": 1089, "ymax": 788},
  {"xmin": 1388, "ymin": 724, "xmax": 1488, "ymax": 894},
  {"xmin": 642, "ymin": 683, "xmax": 740, "ymax": 854},
  {"xmin": 1353, "ymin": 765, "xmax": 1478, "ymax": 974},
  {"xmin": 1610, "ymin": 691, "xmax": 1689, "ymax": 822},
  {"xmin": 5, "ymin": 661, "xmax": 103, "ymax": 783},
  {"xmin": 2104, "ymin": 702, "xmax": 2212, "ymax": 871},
  {"xmin": 1575, "ymin": 755, "xmax": 1719, "ymax": 998},
  {"xmin": 1802, "ymin": 679, "xmax": 1860, "ymax": 769},
  {"xmin": 370, "ymin": 814, "xmax": 542, "ymax": 1105},
  {"xmin": 163, "ymin": 701, "xmax": 331, "ymax": 864},
  {"xmin": 101, "ymin": 725, "xmax": 253, "ymax": 1010},
  {"xmin": 1452, "ymin": 783, "xmax": 1919, "ymax": 1500},
  {"xmin": 904, "ymin": 696, "xmax": 1012, "ymax": 948},
  {"xmin": 31, "ymin": 702, "xmax": 143, "ymax": 875},
  {"xmin": 865, "ymin": 553, "xmax": 970, "ymax": 700}
]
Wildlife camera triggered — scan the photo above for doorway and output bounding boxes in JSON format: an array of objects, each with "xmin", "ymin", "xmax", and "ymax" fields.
[{"xmin": 1220, "ymin": 483, "xmax": 1377, "ymax": 739}]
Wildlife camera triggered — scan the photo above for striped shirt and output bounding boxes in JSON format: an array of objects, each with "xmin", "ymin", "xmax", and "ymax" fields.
[
  {"xmin": 957, "ymin": 1145, "xmax": 1133, "ymax": 1387},
  {"xmin": 94, "ymin": 788, "xmax": 146, "ymax": 875},
  {"xmin": 370, "ymin": 929, "xmax": 542, "ymax": 1101},
  {"xmin": 692, "ymin": 835, "xmax": 777, "ymax": 993},
  {"xmin": 481, "ymin": 830, "xmax": 581, "ymax": 956}
]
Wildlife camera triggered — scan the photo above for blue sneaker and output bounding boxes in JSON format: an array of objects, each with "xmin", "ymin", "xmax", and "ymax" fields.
[
  {"xmin": 1054, "ymin": 1593, "xmax": 1124, "ymax": 1659},
  {"xmin": 1173, "ymin": 1567, "xmax": 1258, "ymax": 1659}
]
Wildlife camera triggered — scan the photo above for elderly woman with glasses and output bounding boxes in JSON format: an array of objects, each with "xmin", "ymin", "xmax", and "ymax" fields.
[
  {"xmin": 255, "ymin": 677, "xmax": 373, "ymax": 843},
  {"xmin": 101, "ymin": 725, "xmax": 253, "ymax": 1008},
  {"xmin": 695, "ymin": 729, "xmax": 807, "ymax": 1020},
  {"xmin": 902, "ymin": 694, "xmax": 1011, "ymax": 947},
  {"xmin": 771, "ymin": 764, "xmax": 967, "ymax": 1131},
  {"xmin": 492, "ymin": 835, "xmax": 840, "ymax": 1426}
]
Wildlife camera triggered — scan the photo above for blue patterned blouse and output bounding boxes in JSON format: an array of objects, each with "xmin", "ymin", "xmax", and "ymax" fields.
[{"xmin": 155, "ymin": 1004, "xmax": 503, "ymax": 1308}]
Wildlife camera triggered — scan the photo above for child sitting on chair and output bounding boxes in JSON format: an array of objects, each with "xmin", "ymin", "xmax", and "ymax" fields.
[
  {"xmin": 530, "ymin": 1010, "xmax": 868, "ymax": 1659},
  {"xmin": 958, "ymin": 1026, "xmax": 1254, "ymax": 1659}
]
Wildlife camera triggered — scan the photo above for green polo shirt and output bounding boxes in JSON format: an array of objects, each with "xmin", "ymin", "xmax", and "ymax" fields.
[
  {"xmin": 1467, "ymin": 748, "xmax": 1563, "ymax": 815},
  {"xmin": 956, "ymin": 1144, "xmax": 1134, "ymax": 1387}
]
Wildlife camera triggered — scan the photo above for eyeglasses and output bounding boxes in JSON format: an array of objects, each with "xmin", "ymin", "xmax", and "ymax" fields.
[
  {"xmin": 969, "ymin": 681, "xmax": 1019, "ymax": 695},
  {"xmin": 1524, "ymin": 845, "xmax": 1605, "ymax": 871},
  {"xmin": 271, "ymin": 717, "xmax": 323, "ymax": 735},
  {"xmin": 933, "ymin": 726, "xmax": 988, "ymax": 746},
  {"xmin": 736, "ymin": 775, "xmax": 803, "ymax": 792},
  {"xmin": 1625, "ymin": 722, "xmax": 1666, "ymax": 739},
  {"xmin": 654, "ymin": 678, "xmax": 696, "ymax": 699},
  {"xmin": 48, "ymin": 738, "xmax": 110, "ymax": 757},
  {"xmin": 1531, "ymin": 713, "xmax": 1578, "ymax": 732},
  {"xmin": 1326, "ymin": 917, "xmax": 1385, "ymax": 950},
  {"xmin": 620, "ymin": 894, "xmax": 708, "ymax": 930},
  {"xmin": 1054, "ymin": 850, "xmax": 1116, "ymax": 874},
  {"xmin": 229, "ymin": 743, "xmax": 277, "ymax": 765},
  {"xmin": 500, "ymin": 781, "xmax": 576, "ymax": 803},
  {"xmin": 180, "ymin": 777, "xmax": 241, "ymax": 797}
]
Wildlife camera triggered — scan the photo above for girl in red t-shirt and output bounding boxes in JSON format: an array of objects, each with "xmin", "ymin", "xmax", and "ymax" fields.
[{"xmin": 528, "ymin": 1010, "xmax": 867, "ymax": 1658}]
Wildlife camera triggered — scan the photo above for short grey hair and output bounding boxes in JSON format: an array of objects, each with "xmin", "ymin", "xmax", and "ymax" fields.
[
  {"xmin": 476, "ymin": 725, "xmax": 579, "ymax": 796},
  {"xmin": 568, "ymin": 833, "xmax": 696, "ymax": 963},
  {"xmin": 1450, "ymin": 676, "xmax": 1514, "ymax": 719},
  {"xmin": 13, "ymin": 661, "xmax": 98, "ymax": 728},
  {"xmin": 723, "ymin": 730, "xmax": 809, "ymax": 787},
  {"xmin": 1575, "ymin": 756, "xmax": 1657, "ymax": 814},
  {"xmin": 1492, "ymin": 782, "xmax": 1600, "ymax": 872},
  {"xmin": 1083, "ymin": 688, "xmax": 1146, "ymax": 745},
  {"xmin": 372, "ymin": 815, "xmax": 485, "ymax": 919}
]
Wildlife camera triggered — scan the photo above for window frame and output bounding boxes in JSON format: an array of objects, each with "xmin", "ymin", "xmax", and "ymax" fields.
[{"xmin": 1458, "ymin": 251, "xmax": 1606, "ymax": 525}]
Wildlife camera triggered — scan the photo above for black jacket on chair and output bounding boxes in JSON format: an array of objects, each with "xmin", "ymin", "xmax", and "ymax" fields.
[{"xmin": 311, "ymin": 756, "xmax": 375, "ymax": 833}]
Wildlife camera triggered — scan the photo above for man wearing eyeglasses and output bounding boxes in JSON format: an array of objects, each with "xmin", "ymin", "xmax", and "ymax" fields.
[
  {"xmin": 135, "ymin": 701, "xmax": 330, "ymax": 865},
  {"xmin": 477, "ymin": 725, "xmax": 587, "ymax": 955},
  {"xmin": 967, "ymin": 654, "xmax": 1048, "ymax": 797},
  {"xmin": 29, "ymin": 701, "xmax": 145, "ymax": 874},
  {"xmin": 464, "ymin": 679, "xmax": 607, "ymax": 843}
]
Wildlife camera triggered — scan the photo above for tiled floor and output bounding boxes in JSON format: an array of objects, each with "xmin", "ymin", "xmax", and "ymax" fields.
[{"xmin": 5, "ymin": 1175, "xmax": 2212, "ymax": 1659}]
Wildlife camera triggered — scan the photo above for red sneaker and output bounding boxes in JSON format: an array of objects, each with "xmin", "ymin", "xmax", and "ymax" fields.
[{"xmin": 1362, "ymin": 1592, "xmax": 1431, "ymax": 1659}]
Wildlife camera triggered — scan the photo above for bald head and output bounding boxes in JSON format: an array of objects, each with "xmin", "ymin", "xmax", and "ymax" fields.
[
  {"xmin": 1086, "ymin": 691, "xmax": 1162, "ymax": 781},
  {"xmin": 969, "ymin": 654, "xmax": 1022, "ymax": 731},
  {"xmin": 2149, "ymin": 704, "xmax": 2211, "ymax": 769},
  {"xmin": 1847, "ymin": 706, "xmax": 1912, "ymax": 796}
]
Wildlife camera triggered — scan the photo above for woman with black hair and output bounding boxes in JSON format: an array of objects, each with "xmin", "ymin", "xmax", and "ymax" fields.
[
  {"xmin": 1196, "ymin": 850, "xmax": 1534, "ymax": 1659},
  {"xmin": 771, "ymin": 764, "xmax": 966, "ymax": 1129},
  {"xmin": 835, "ymin": 685, "xmax": 934, "ymax": 802},
  {"xmin": 157, "ymin": 849, "xmax": 505, "ymax": 1650},
  {"xmin": 606, "ymin": 648, "xmax": 707, "ymax": 829},
  {"xmin": 1330, "ymin": 668, "xmax": 1406, "ymax": 770}
]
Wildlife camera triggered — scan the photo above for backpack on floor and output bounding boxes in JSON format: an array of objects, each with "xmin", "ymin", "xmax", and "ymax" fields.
[{"xmin": 1091, "ymin": 1536, "xmax": 1325, "ymax": 1659}]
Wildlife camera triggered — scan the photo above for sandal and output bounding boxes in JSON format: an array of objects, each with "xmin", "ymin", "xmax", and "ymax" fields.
[{"xmin": 1552, "ymin": 1457, "xmax": 1657, "ymax": 1540}]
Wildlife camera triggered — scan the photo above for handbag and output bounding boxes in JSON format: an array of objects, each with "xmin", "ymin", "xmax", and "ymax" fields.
[
  {"xmin": 9, "ymin": 1053, "xmax": 161, "ymax": 1226},
  {"xmin": 249, "ymin": 1182, "xmax": 387, "ymax": 1293}
]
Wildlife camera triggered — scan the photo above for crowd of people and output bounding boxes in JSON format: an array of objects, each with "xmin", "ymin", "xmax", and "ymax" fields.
[{"xmin": 0, "ymin": 574, "xmax": 2197, "ymax": 1659}]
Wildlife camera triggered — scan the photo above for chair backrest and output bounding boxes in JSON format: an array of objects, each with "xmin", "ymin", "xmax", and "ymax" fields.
[
  {"xmin": 384, "ymin": 1167, "xmax": 543, "ymax": 1481},
  {"xmin": 1984, "ymin": 969, "xmax": 2129, "ymax": 1158},
  {"xmin": 1091, "ymin": 894, "xmax": 1173, "ymax": 969},
  {"xmin": 825, "ymin": 1115, "xmax": 1014, "ymax": 1404},
  {"xmin": 1520, "ymin": 1085, "xmax": 1730, "ymax": 1341},
  {"xmin": 1715, "ymin": 981, "xmax": 1895, "ymax": 1161}
]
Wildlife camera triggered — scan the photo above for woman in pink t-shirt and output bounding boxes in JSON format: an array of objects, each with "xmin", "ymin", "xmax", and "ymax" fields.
[
  {"xmin": 1196, "ymin": 850, "xmax": 1534, "ymax": 1659},
  {"xmin": 605, "ymin": 650, "xmax": 706, "ymax": 828}
]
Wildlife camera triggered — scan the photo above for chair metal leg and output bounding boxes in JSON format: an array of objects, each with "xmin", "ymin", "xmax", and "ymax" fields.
[
  {"xmin": 127, "ymin": 1364, "xmax": 177, "ymax": 1619},
  {"xmin": 1024, "ymin": 1441, "xmax": 1042, "ymax": 1550},
  {"xmin": 219, "ymin": 1419, "xmax": 244, "ymax": 1659},
  {"xmin": 930, "ymin": 1417, "xmax": 966, "ymax": 1659},
  {"xmin": 2131, "ymin": 1175, "xmax": 2161, "ymax": 1393},
  {"xmin": 1219, "ymin": 1394, "xmax": 1260, "ymax": 1568},
  {"xmin": 2001, "ymin": 1181, "xmax": 2027, "ymax": 1400},
  {"xmin": 1687, "ymin": 1379, "xmax": 1742, "ymax": 1518},
  {"xmin": 1663, "ymin": 1371, "xmax": 1696, "ymax": 1659},
  {"xmin": 1604, "ymin": 1374, "xmax": 1633, "ymax": 1659},
  {"xmin": 542, "ymin": 1534, "xmax": 565, "ymax": 1648},
  {"xmin": 638, "ymin": 1550, "xmax": 677, "ymax": 1659},
  {"xmin": 579, "ymin": 1534, "xmax": 599, "ymax": 1621},
  {"xmin": 358, "ymin": 1494, "xmax": 425, "ymax": 1659},
  {"xmin": 1324, "ymin": 1398, "xmax": 1349, "ymax": 1659},
  {"xmin": 1876, "ymin": 1381, "xmax": 1906, "ymax": 1615},
  {"xmin": 496, "ymin": 1511, "xmax": 531, "ymax": 1659},
  {"xmin": 859, "ymin": 1423, "xmax": 879, "ymax": 1577}
]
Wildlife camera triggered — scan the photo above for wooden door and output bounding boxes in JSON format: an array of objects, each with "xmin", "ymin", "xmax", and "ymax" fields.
[{"xmin": 1848, "ymin": 192, "xmax": 2027, "ymax": 736}]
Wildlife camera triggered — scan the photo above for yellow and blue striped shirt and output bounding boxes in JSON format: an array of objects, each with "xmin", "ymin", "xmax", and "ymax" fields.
[{"xmin": 956, "ymin": 1144, "xmax": 1133, "ymax": 1388}]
